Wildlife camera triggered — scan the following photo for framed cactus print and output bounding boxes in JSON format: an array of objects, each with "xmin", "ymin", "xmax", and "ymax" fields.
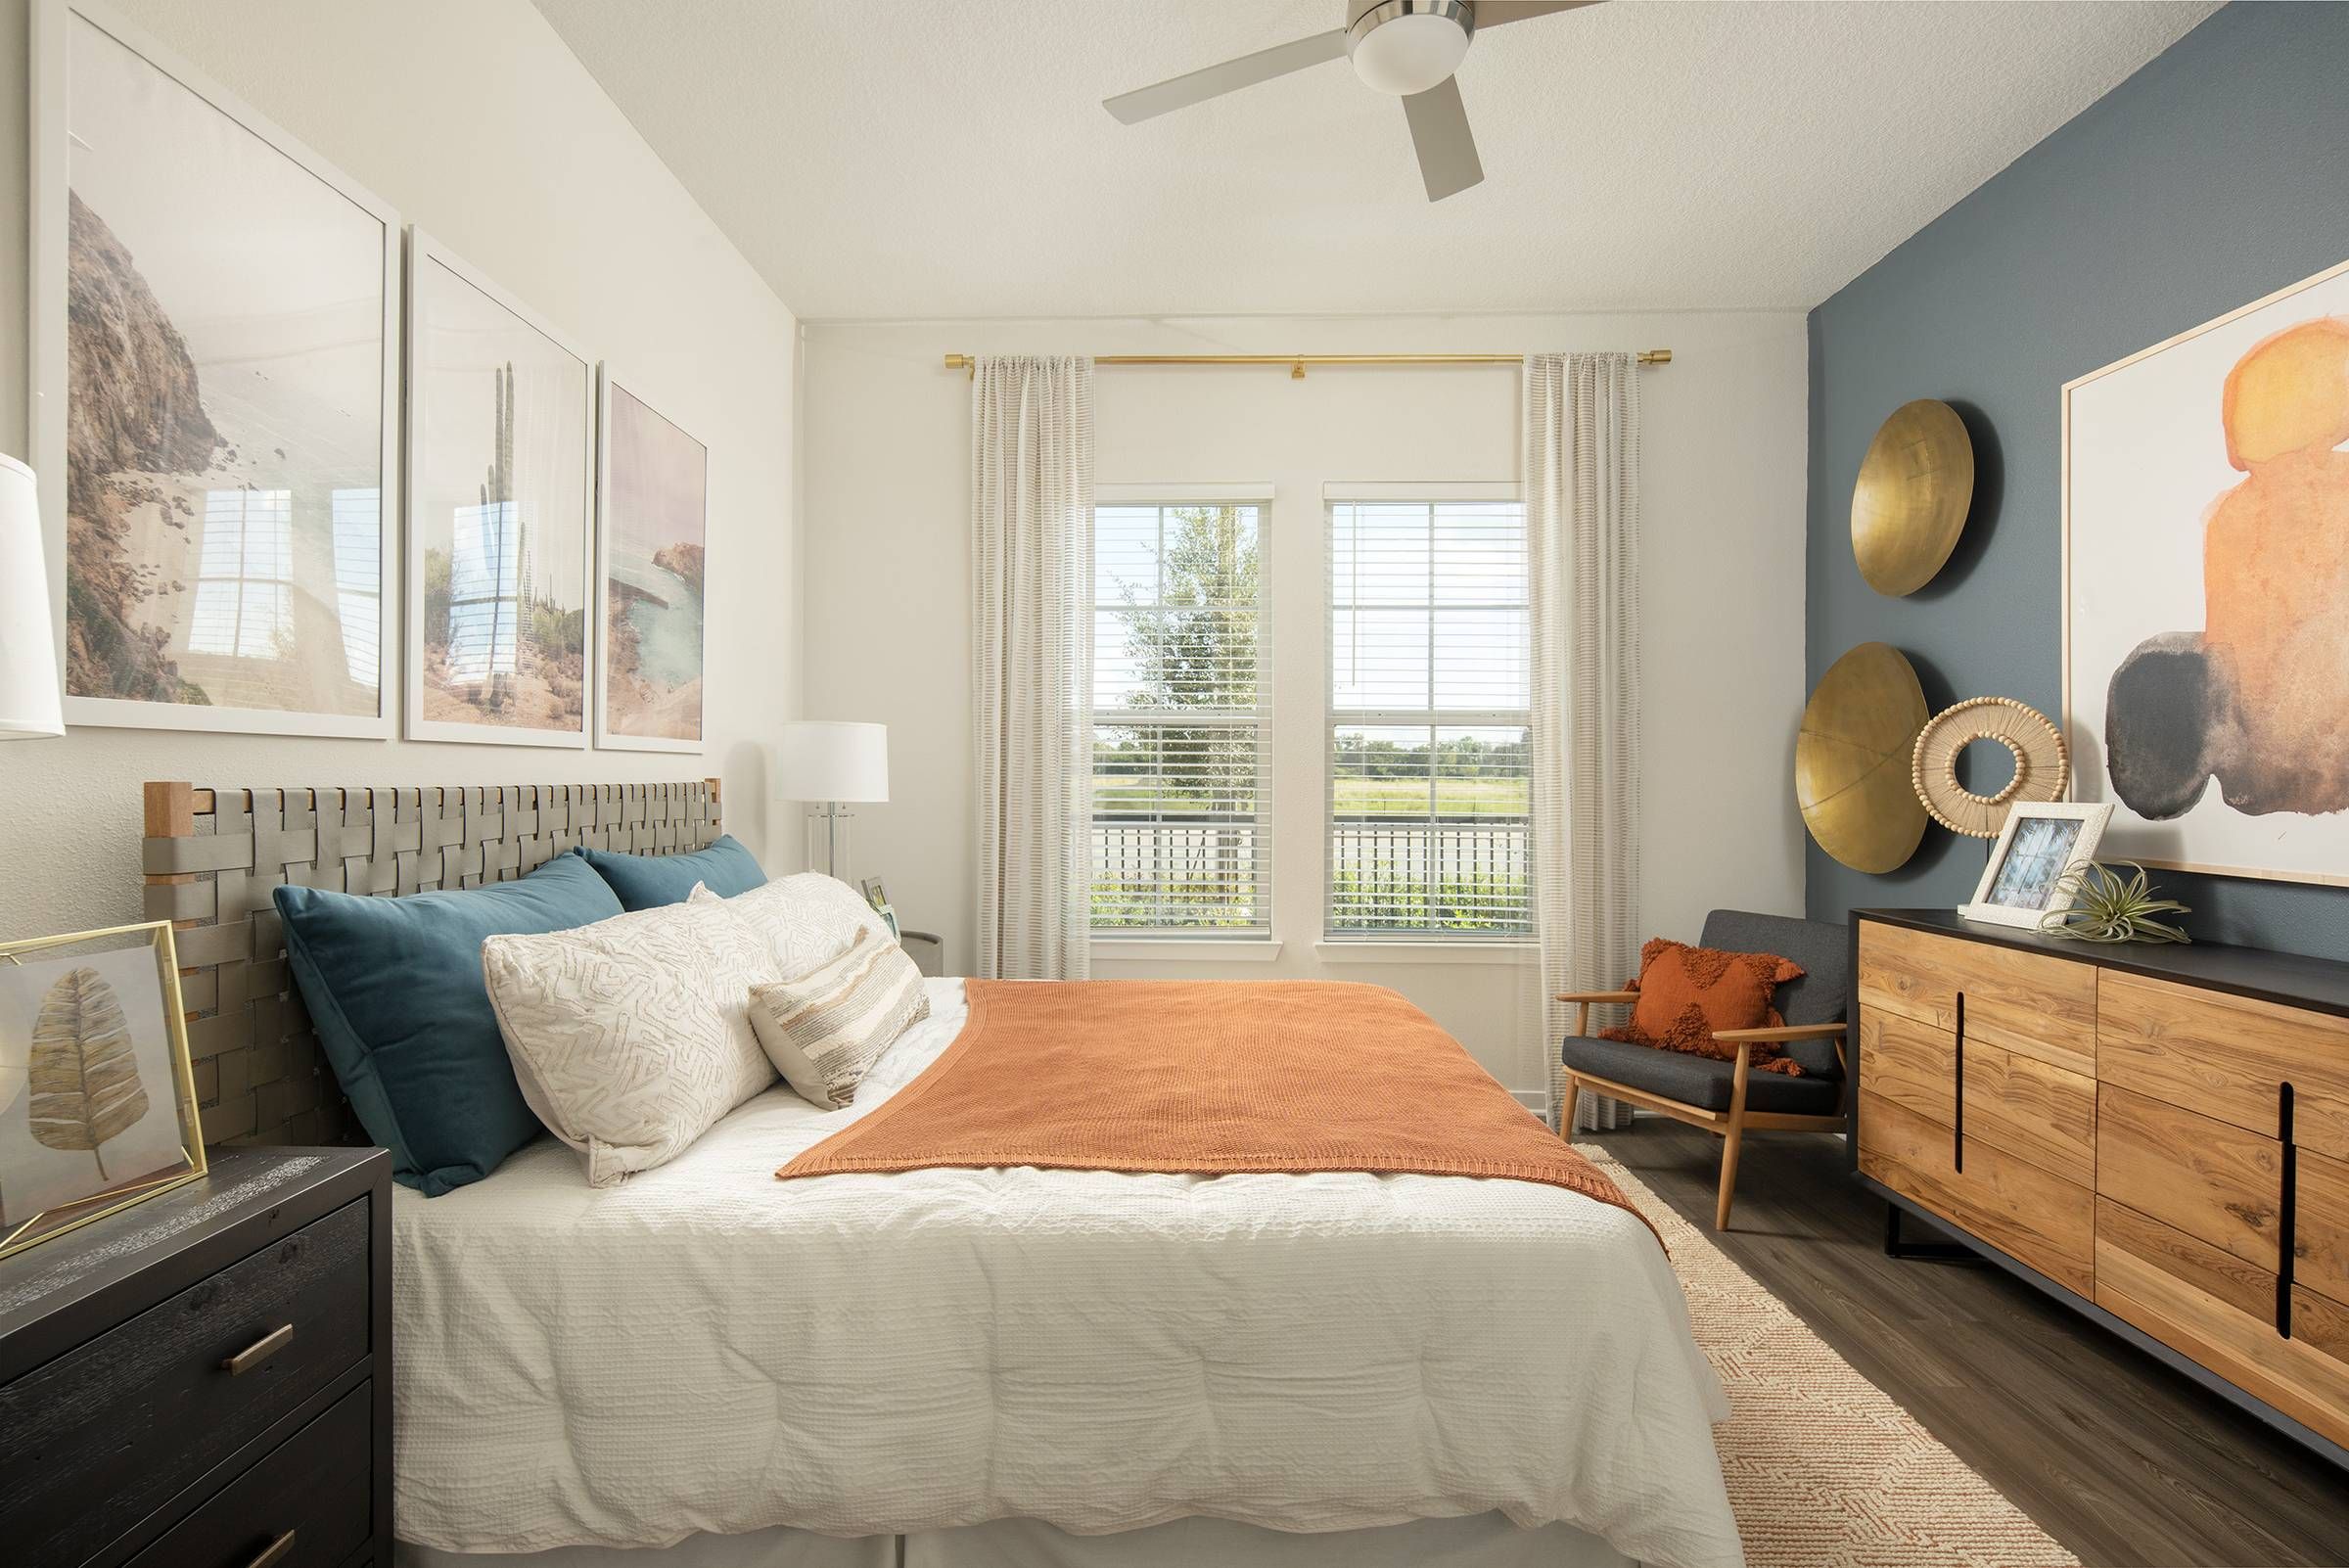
[
  {"xmin": 403, "ymin": 229, "xmax": 595, "ymax": 747},
  {"xmin": 2063, "ymin": 254, "xmax": 2349, "ymax": 887},
  {"xmin": 0, "ymin": 920, "xmax": 206, "ymax": 1261}
]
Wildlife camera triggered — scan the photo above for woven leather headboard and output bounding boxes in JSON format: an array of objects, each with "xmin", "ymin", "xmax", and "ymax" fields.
[{"xmin": 141, "ymin": 779, "xmax": 722, "ymax": 1149}]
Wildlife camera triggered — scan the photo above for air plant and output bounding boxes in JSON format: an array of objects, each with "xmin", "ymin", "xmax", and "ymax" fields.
[{"xmin": 2039, "ymin": 861, "xmax": 2191, "ymax": 945}]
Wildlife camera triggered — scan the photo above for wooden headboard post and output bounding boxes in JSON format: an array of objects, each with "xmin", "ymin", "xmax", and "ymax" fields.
[{"xmin": 140, "ymin": 778, "xmax": 725, "ymax": 1150}]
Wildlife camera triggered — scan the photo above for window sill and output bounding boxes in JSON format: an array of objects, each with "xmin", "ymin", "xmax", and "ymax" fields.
[
  {"xmin": 1090, "ymin": 939, "xmax": 1284, "ymax": 964},
  {"xmin": 1313, "ymin": 941, "xmax": 1533, "ymax": 967}
]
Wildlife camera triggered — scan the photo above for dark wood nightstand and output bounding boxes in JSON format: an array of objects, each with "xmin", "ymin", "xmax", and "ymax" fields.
[{"xmin": 0, "ymin": 1147, "xmax": 392, "ymax": 1568}]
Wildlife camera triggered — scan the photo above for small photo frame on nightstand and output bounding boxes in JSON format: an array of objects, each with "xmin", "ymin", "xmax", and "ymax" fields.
[
  {"xmin": 0, "ymin": 920, "xmax": 207, "ymax": 1260},
  {"xmin": 1960, "ymin": 802, "xmax": 2113, "ymax": 930},
  {"xmin": 859, "ymin": 877, "xmax": 899, "ymax": 941}
]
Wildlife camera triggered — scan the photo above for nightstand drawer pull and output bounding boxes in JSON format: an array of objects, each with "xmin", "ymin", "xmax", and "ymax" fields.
[
  {"xmin": 222, "ymin": 1323, "xmax": 296, "ymax": 1376},
  {"xmin": 245, "ymin": 1528, "xmax": 297, "ymax": 1568}
]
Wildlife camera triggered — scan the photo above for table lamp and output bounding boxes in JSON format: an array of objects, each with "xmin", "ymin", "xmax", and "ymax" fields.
[
  {"xmin": 0, "ymin": 455, "xmax": 64, "ymax": 740},
  {"xmin": 775, "ymin": 720, "xmax": 888, "ymax": 878}
]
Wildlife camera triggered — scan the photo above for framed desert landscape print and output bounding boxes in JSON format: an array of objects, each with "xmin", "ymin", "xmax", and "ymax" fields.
[
  {"xmin": 0, "ymin": 921, "xmax": 206, "ymax": 1261},
  {"xmin": 2064, "ymin": 255, "xmax": 2349, "ymax": 887},
  {"xmin": 595, "ymin": 369, "xmax": 708, "ymax": 752},
  {"xmin": 404, "ymin": 230, "xmax": 595, "ymax": 748},
  {"xmin": 30, "ymin": 0, "xmax": 399, "ymax": 738}
]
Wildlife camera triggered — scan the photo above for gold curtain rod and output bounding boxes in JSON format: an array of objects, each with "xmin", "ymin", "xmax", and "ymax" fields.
[{"xmin": 944, "ymin": 350, "xmax": 1670, "ymax": 380}]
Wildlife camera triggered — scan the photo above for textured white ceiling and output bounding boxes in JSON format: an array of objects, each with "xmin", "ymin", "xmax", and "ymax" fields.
[{"xmin": 531, "ymin": 0, "xmax": 2215, "ymax": 320}]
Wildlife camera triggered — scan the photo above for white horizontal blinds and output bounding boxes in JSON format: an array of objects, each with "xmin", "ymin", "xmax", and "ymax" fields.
[
  {"xmin": 1328, "ymin": 498, "xmax": 1532, "ymax": 937},
  {"xmin": 1091, "ymin": 501, "xmax": 1271, "ymax": 934}
]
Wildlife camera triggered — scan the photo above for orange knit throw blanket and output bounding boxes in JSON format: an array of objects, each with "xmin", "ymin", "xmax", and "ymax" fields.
[{"xmin": 777, "ymin": 979, "xmax": 1658, "ymax": 1245}]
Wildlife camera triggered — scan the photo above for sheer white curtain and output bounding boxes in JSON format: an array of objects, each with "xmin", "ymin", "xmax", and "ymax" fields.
[
  {"xmin": 970, "ymin": 355, "xmax": 1094, "ymax": 979},
  {"xmin": 1525, "ymin": 353, "xmax": 1642, "ymax": 1131}
]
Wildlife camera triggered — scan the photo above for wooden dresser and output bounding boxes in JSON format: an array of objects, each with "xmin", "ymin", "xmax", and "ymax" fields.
[
  {"xmin": 0, "ymin": 1148, "xmax": 392, "ymax": 1568},
  {"xmin": 1854, "ymin": 909, "xmax": 2349, "ymax": 1465}
]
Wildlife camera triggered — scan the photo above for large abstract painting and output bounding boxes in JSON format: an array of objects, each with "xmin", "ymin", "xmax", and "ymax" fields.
[
  {"xmin": 2065, "ymin": 256, "xmax": 2349, "ymax": 886},
  {"xmin": 595, "ymin": 373, "xmax": 708, "ymax": 751},
  {"xmin": 40, "ymin": 4, "xmax": 398, "ymax": 736},
  {"xmin": 404, "ymin": 233, "xmax": 593, "ymax": 747}
]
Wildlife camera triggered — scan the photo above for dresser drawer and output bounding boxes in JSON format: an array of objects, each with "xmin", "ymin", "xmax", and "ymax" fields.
[
  {"xmin": 1964, "ymin": 1038, "xmax": 2096, "ymax": 1188},
  {"xmin": 1858, "ymin": 1010, "xmax": 1955, "ymax": 1128},
  {"xmin": 2097, "ymin": 1083, "xmax": 2281, "ymax": 1270},
  {"xmin": 2298, "ymin": 1145, "xmax": 2349, "ymax": 1314},
  {"xmin": 1858, "ymin": 1087, "xmax": 1958, "ymax": 1216},
  {"xmin": 1954, "ymin": 1132, "xmax": 2095, "ymax": 1296},
  {"xmin": 1859, "ymin": 922, "xmax": 2095, "ymax": 1076},
  {"xmin": 1859, "ymin": 1086, "xmax": 2092, "ymax": 1292},
  {"xmin": 125, "ymin": 1380, "xmax": 372, "ymax": 1568},
  {"xmin": 2096, "ymin": 1196, "xmax": 2349, "ymax": 1449},
  {"xmin": 2097, "ymin": 969, "xmax": 2349, "ymax": 1161},
  {"xmin": 0, "ymin": 1197, "xmax": 371, "ymax": 1567}
]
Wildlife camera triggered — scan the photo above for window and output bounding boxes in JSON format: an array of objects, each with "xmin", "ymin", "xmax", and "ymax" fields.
[
  {"xmin": 1327, "ymin": 494, "xmax": 1530, "ymax": 938},
  {"xmin": 1090, "ymin": 496, "xmax": 1271, "ymax": 934},
  {"xmin": 189, "ymin": 488, "xmax": 293, "ymax": 659}
]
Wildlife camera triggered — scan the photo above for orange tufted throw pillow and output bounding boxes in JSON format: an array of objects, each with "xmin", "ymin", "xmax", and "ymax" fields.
[{"xmin": 1597, "ymin": 937, "xmax": 1809, "ymax": 1076}]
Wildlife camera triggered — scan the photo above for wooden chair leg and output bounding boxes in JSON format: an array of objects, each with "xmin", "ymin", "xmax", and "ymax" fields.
[
  {"xmin": 1715, "ymin": 1044, "xmax": 1753, "ymax": 1230},
  {"xmin": 1559, "ymin": 1071, "xmax": 1580, "ymax": 1135}
]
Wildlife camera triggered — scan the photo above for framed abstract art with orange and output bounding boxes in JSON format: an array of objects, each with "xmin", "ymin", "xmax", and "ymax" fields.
[{"xmin": 2063, "ymin": 255, "xmax": 2349, "ymax": 888}]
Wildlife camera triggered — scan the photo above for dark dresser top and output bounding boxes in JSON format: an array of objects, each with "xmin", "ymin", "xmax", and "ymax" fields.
[
  {"xmin": 0, "ymin": 1147, "xmax": 387, "ymax": 1379},
  {"xmin": 1857, "ymin": 907, "xmax": 2349, "ymax": 1021}
]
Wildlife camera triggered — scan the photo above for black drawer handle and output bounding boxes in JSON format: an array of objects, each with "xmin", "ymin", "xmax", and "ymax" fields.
[
  {"xmin": 245, "ymin": 1529, "xmax": 297, "ymax": 1568},
  {"xmin": 222, "ymin": 1323, "xmax": 296, "ymax": 1376}
]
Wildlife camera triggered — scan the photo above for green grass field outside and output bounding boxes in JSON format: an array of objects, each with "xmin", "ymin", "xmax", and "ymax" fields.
[{"xmin": 1093, "ymin": 774, "xmax": 1527, "ymax": 816}]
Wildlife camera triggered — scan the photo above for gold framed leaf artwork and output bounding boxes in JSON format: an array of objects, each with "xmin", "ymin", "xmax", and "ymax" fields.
[{"xmin": 0, "ymin": 920, "xmax": 206, "ymax": 1259}]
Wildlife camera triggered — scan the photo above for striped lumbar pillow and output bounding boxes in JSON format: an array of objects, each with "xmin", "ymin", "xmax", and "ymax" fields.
[{"xmin": 748, "ymin": 927, "xmax": 930, "ymax": 1110}]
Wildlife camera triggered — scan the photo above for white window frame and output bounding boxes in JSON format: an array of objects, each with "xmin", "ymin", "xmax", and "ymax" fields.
[
  {"xmin": 1088, "ymin": 484, "xmax": 1276, "ymax": 944},
  {"xmin": 1322, "ymin": 481, "xmax": 1533, "ymax": 945}
]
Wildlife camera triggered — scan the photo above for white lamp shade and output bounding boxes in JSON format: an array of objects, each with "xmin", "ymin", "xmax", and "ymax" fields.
[
  {"xmin": 776, "ymin": 720, "xmax": 889, "ymax": 803},
  {"xmin": 0, "ymin": 455, "xmax": 64, "ymax": 740}
]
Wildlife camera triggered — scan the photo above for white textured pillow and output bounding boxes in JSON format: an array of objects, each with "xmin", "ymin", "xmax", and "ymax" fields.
[
  {"xmin": 689, "ymin": 872, "xmax": 891, "ymax": 976},
  {"xmin": 484, "ymin": 899, "xmax": 778, "ymax": 1186},
  {"xmin": 746, "ymin": 927, "xmax": 930, "ymax": 1110}
]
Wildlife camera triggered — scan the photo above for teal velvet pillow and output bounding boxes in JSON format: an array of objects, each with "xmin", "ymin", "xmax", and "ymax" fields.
[
  {"xmin": 273, "ymin": 853, "xmax": 624, "ymax": 1196},
  {"xmin": 576, "ymin": 833, "xmax": 765, "ymax": 911}
]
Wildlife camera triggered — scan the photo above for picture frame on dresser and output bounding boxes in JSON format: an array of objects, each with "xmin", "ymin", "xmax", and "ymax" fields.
[
  {"xmin": 1959, "ymin": 801, "xmax": 2112, "ymax": 929},
  {"xmin": 0, "ymin": 920, "xmax": 207, "ymax": 1260},
  {"xmin": 403, "ymin": 229, "xmax": 597, "ymax": 749},
  {"xmin": 28, "ymin": 0, "xmax": 402, "ymax": 740}
]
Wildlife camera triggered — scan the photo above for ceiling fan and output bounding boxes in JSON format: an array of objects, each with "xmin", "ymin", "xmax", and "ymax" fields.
[{"xmin": 1104, "ymin": 0, "xmax": 1602, "ymax": 203}]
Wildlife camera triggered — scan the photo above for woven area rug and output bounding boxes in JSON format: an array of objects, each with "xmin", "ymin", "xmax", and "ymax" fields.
[{"xmin": 1578, "ymin": 1146, "xmax": 2080, "ymax": 1568}]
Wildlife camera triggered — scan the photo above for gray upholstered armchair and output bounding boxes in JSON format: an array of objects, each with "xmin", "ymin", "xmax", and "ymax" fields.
[{"xmin": 1558, "ymin": 909, "xmax": 1850, "ymax": 1230}]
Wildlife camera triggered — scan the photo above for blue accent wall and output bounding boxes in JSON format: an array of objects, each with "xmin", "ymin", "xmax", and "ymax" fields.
[{"xmin": 1805, "ymin": 1, "xmax": 2349, "ymax": 958}]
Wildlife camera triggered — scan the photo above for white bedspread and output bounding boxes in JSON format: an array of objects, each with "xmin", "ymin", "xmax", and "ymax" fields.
[{"xmin": 393, "ymin": 980, "xmax": 1741, "ymax": 1568}]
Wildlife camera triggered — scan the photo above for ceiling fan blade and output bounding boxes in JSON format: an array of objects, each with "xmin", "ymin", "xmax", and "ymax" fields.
[
  {"xmin": 1402, "ymin": 76, "xmax": 1483, "ymax": 202},
  {"xmin": 1104, "ymin": 29, "xmax": 1348, "ymax": 124},
  {"xmin": 1474, "ymin": 0, "xmax": 1604, "ymax": 26}
]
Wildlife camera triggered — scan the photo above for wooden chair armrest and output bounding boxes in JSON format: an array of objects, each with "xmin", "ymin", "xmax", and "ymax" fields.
[
  {"xmin": 1554, "ymin": 990, "xmax": 1639, "ymax": 1004},
  {"xmin": 1710, "ymin": 1021, "xmax": 1848, "ymax": 1043}
]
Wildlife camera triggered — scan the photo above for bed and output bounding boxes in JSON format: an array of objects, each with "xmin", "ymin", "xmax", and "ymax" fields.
[{"xmin": 144, "ymin": 780, "xmax": 1743, "ymax": 1568}]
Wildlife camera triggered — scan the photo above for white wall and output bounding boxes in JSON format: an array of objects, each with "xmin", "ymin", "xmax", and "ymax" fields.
[
  {"xmin": 801, "ymin": 313, "xmax": 1809, "ymax": 1097},
  {"xmin": 0, "ymin": 0, "xmax": 803, "ymax": 940}
]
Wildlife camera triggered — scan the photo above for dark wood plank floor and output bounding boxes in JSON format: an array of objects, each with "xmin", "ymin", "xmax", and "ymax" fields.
[{"xmin": 1585, "ymin": 1120, "xmax": 2349, "ymax": 1568}]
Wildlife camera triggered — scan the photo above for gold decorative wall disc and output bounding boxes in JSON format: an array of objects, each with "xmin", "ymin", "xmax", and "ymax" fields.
[
  {"xmin": 1851, "ymin": 399, "xmax": 1973, "ymax": 596},
  {"xmin": 1911, "ymin": 696, "xmax": 2070, "ymax": 838},
  {"xmin": 1797, "ymin": 642, "xmax": 1931, "ymax": 874}
]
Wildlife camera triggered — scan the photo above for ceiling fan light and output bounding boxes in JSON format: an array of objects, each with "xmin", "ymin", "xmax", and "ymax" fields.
[{"xmin": 1347, "ymin": 3, "xmax": 1472, "ymax": 97}]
